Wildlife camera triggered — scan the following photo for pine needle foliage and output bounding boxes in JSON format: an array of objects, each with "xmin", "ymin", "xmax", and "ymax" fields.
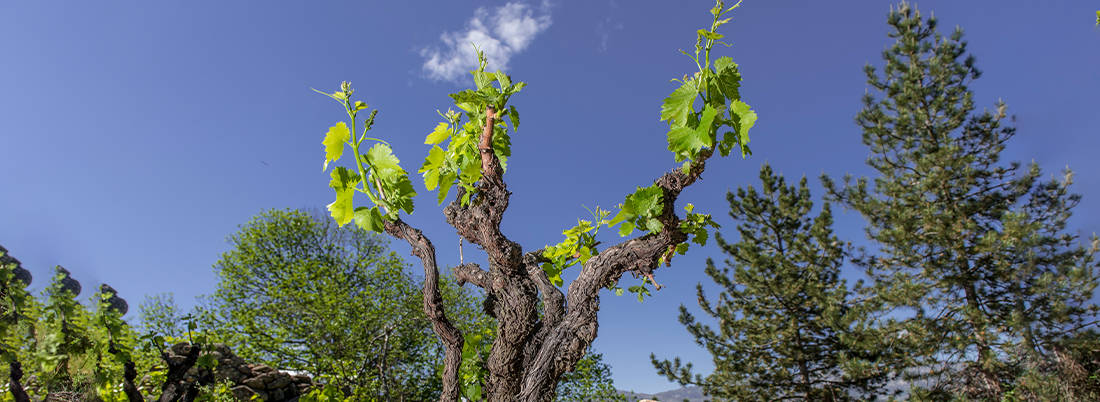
[
  {"xmin": 653, "ymin": 164, "xmax": 895, "ymax": 402},
  {"xmin": 821, "ymin": 2, "xmax": 1100, "ymax": 400}
]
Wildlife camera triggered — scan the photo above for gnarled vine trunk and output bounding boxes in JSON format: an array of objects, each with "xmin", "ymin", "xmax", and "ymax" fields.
[{"xmin": 385, "ymin": 105, "xmax": 711, "ymax": 402}]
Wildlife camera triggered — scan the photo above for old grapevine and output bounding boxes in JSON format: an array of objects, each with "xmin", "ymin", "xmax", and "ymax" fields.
[{"xmin": 312, "ymin": 1, "xmax": 756, "ymax": 401}]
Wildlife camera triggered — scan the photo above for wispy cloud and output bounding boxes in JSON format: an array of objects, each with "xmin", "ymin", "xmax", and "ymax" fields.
[
  {"xmin": 596, "ymin": 17, "xmax": 624, "ymax": 53},
  {"xmin": 596, "ymin": 1, "xmax": 623, "ymax": 53},
  {"xmin": 421, "ymin": 1, "xmax": 553, "ymax": 83}
]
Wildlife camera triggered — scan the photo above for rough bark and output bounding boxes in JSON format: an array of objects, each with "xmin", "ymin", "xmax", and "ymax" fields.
[
  {"xmin": 404, "ymin": 98, "xmax": 714, "ymax": 400},
  {"xmin": 8, "ymin": 361, "xmax": 31, "ymax": 402},
  {"xmin": 384, "ymin": 218, "xmax": 465, "ymax": 402},
  {"xmin": 121, "ymin": 361, "xmax": 145, "ymax": 402},
  {"xmin": 157, "ymin": 344, "xmax": 201, "ymax": 402},
  {"xmin": 512, "ymin": 155, "xmax": 711, "ymax": 401},
  {"xmin": 442, "ymin": 105, "xmax": 539, "ymax": 402}
]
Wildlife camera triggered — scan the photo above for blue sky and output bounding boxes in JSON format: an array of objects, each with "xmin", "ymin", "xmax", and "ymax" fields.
[{"xmin": 2, "ymin": 0, "xmax": 1098, "ymax": 394}]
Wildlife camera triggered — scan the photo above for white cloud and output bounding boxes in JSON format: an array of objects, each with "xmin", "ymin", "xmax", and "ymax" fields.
[
  {"xmin": 596, "ymin": 17, "xmax": 624, "ymax": 53},
  {"xmin": 421, "ymin": 2, "xmax": 552, "ymax": 83},
  {"xmin": 595, "ymin": 1, "xmax": 623, "ymax": 53}
]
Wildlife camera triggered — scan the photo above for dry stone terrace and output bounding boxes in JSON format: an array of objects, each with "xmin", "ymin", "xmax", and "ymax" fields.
[{"xmin": 164, "ymin": 343, "xmax": 317, "ymax": 402}]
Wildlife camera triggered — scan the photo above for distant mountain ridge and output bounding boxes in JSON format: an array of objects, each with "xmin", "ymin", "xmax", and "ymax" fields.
[{"xmin": 616, "ymin": 386, "xmax": 707, "ymax": 402}]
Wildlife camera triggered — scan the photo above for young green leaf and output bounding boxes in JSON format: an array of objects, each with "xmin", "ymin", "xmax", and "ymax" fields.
[
  {"xmin": 327, "ymin": 167, "xmax": 360, "ymax": 226},
  {"xmin": 661, "ymin": 82, "xmax": 697, "ymax": 128},
  {"xmin": 617, "ymin": 220, "xmax": 635, "ymax": 237},
  {"xmin": 473, "ymin": 71, "xmax": 495, "ymax": 91},
  {"xmin": 508, "ymin": 105, "xmax": 520, "ymax": 132},
  {"xmin": 437, "ymin": 172, "xmax": 457, "ymax": 205},
  {"xmin": 353, "ymin": 206, "xmax": 385, "ymax": 233},
  {"xmin": 495, "ymin": 71, "xmax": 511, "ymax": 89},
  {"xmin": 389, "ymin": 176, "xmax": 417, "ymax": 215},
  {"xmin": 366, "ymin": 143, "xmax": 403, "ymax": 174},
  {"xmin": 713, "ymin": 56, "xmax": 742, "ymax": 101},
  {"xmin": 420, "ymin": 146, "xmax": 447, "ymax": 173},
  {"xmin": 425, "ymin": 122, "xmax": 451, "ymax": 145},
  {"xmin": 697, "ymin": 29, "xmax": 724, "ymax": 40},
  {"xmin": 322, "ymin": 122, "xmax": 350, "ymax": 171},
  {"xmin": 727, "ymin": 99, "xmax": 757, "ymax": 157}
]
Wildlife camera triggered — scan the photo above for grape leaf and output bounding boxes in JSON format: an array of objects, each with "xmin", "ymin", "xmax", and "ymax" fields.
[
  {"xmin": 541, "ymin": 263, "xmax": 564, "ymax": 287},
  {"xmin": 617, "ymin": 220, "xmax": 635, "ymax": 237},
  {"xmin": 508, "ymin": 105, "xmax": 520, "ymax": 132},
  {"xmin": 437, "ymin": 172, "xmax": 457, "ymax": 205},
  {"xmin": 495, "ymin": 71, "xmax": 511, "ymax": 89},
  {"xmin": 322, "ymin": 122, "xmax": 350, "ymax": 171},
  {"xmin": 423, "ymin": 169, "xmax": 441, "ymax": 191},
  {"xmin": 389, "ymin": 176, "xmax": 417, "ymax": 215},
  {"xmin": 645, "ymin": 218, "xmax": 662, "ymax": 233},
  {"xmin": 697, "ymin": 29, "xmax": 724, "ymax": 40},
  {"xmin": 713, "ymin": 56, "xmax": 742, "ymax": 101},
  {"xmin": 631, "ymin": 186, "xmax": 664, "ymax": 216},
  {"xmin": 727, "ymin": 99, "xmax": 757, "ymax": 157},
  {"xmin": 420, "ymin": 146, "xmax": 446, "ymax": 173},
  {"xmin": 328, "ymin": 188, "xmax": 354, "ymax": 227},
  {"xmin": 459, "ymin": 164, "xmax": 481, "ymax": 186},
  {"xmin": 366, "ymin": 143, "xmax": 402, "ymax": 175},
  {"xmin": 328, "ymin": 166, "xmax": 361, "ymax": 191},
  {"xmin": 327, "ymin": 167, "xmax": 360, "ymax": 227},
  {"xmin": 610, "ymin": 185, "xmax": 664, "ymax": 236},
  {"xmin": 353, "ymin": 206, "xmax": 384, "ymax": 233},
  {"xmin": 667, "ymin": 104, "xmax": 719, "ymax": 162},
  {"xmin": 473, "ymin": 71, "xmax": 495, "ymax": 91},
  {"xmin": 661, "ymin": 81, "xmax": 697, "ymax": 128},
  {"xmin": 425, "ymin": 122, "xmax": 451, "ymax": 145}
]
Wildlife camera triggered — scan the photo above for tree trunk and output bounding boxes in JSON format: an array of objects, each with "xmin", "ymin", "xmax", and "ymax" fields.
[{"xmin": 7, "ymin": 361, "xmax": 31, "ymax": 402}]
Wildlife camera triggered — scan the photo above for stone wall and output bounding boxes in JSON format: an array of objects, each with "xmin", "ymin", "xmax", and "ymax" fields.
[{"xmin": 165, "ymin": 343, "xmax": 316, "ymax": 402}]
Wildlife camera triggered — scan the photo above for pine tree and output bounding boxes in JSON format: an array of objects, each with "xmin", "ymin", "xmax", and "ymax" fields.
[
  {"xmin": 821, "ymin": 2, "xmax": 1100, "ymax": 400},
  {"xmin": 653, "ymin": 164, "xmax": 894, "ymax": 402}
]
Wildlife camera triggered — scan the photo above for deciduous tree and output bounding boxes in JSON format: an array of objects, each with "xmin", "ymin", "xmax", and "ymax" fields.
[{"xmin": 202, "ymin": 207, "xmax": 483, "ymax": 401}]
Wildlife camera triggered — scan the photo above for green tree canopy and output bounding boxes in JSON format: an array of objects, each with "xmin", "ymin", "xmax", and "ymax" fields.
[
  {"xmin": 201, "ymin": 208, "xmax": 481, "ymax": 401},
  {"xmin": 555, "ymin": 346, "xmax": 628, "ymax": 402},
  {"xmin": 822, "ymin": 2, "xmax": 1100, "ymax": 400},
  {"xmin": 654, "ymin": 164, "xmax": 895, "ymax": 402}
]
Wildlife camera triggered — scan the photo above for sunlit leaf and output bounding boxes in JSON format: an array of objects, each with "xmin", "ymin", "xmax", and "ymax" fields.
[
  {"xmin": 437, "ymin": 172, "xmax": 457, "ymax": 205},
  {"xmin": 420, "ymin": 146, "xmax": 446, "ymax": 173},
  {"xmin": 713, "ymin": 57, "xmax": 742, "ymax": 101},
  {"xmin": 508, "ymin": 105, "xmax": 520, "ymax": 132},
  {"xmin": 697, "ymin": 29, "xmax": 724, "ymax": 40},
  {"xmin": 617, "ymin": 220, "xmax": 635, "ymax": 237},
  {"xmin": 728, "ymin": 99, "xmax": 757, "ymax": 157},
  {"xmin": 473, "ymin": 71, "xmax": 495, "ymax": 91},
  {"xmin": 327, "ymin": 188, "xmax": 354, "ymax": 227},
  {"xmin": 495, "ymin": 71, "xmax": 511, "ymax": 89},
  {"xmin": 322, "ymin": 122, "xmax": 350, "ymax": 171},
  {"xmin": 426, "ymin": 122, "xmax": 451, "ymax": 145},
  {"xmin": 353, "ymin": 206, "xmax": 385, "ymax": 233},
  {"xmin": 661, "ymin": 82, "xmax": 696, "ymax": 127},
  {"xmin": 369, "ymin": 142, "xmax": 404, "ymax": 172}
]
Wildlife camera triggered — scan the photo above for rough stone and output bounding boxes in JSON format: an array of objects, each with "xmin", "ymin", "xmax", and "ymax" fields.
[
  {"xmin": 268, "ymin": 374, "xmax": 292, "ymax": 390},
  {"xmin": 53, "ymin": 266, "xmax": 81, "ymax": 295},
  {"xmin": 98, "ymin": 283, "xmax": 129, "ymax": 315},
  {"xmin": 162, "ymin": 343, "xmax": 316, "ymax": 402},
  {"xmin": 243, "ymin": 377, "xmax": 267, "ymax": 390},
  {"xmin": 231, "ymin": 385, "xmax": 256, "ymax": 401}
]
